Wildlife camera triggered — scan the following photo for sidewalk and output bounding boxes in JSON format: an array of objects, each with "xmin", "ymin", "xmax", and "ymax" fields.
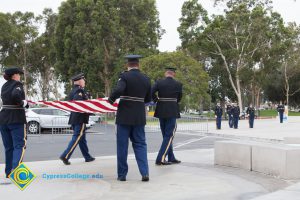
[
  {"xmin": 1, "ymin": 117, "xmax": 300, "ymax": 200},
  {"xmin": 0, "ymin": 149, "xmax": 287, "ymax": 200},
  {"xmin": 202, "ymin": 116, "xmax": 300, "ymax": 142}
]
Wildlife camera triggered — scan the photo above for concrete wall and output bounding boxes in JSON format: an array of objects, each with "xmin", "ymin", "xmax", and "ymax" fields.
[{"xmin": 215, "ymin": 141, "xmax": 300, "ymax": 179}]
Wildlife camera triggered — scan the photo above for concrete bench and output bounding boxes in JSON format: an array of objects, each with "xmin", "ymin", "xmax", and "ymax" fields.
[
  {"xmin": 214, "ymin": 141, "xmax": 252, "ymax": 170},
  {"xmin": 214, "ymin": 141, "xmax": 300, "ymax": 179},
  {"xmin": 284, "ymin": 137, "xmax": 300, "ymax": 144}
]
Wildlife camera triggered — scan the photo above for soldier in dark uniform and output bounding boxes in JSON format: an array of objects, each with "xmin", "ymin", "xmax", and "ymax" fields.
[
  {"xmin": 246, "ymin": 104, "xmax": 255, "ymax": 128},
  {"xmin": 152, "ymin": 67, "xmax": 182, "ymax": 165},
  {"xmin": 226, "ymin": 103, "xmax": 233, "ymax": 128},
  {"xmin": 0, "ymin": 67, "xmax": 28, "ymax": 178},
  {"xmin": 277, "ymin": 101, "xmax": 285, "ymax": 123},
  {"xmin": 214, "ymin": 103, "xmax": 223, "ymax": 130},
  {"xmin": 232, "ymin": 102, "xmax": 240, "ymax": 129},
  {"xmin": 108, "ymin": 55, "xmax": 151, "ymax": 182},
  {"xmin": 60, "ymin": 73, "xmax": 95, "ymax": 165}
]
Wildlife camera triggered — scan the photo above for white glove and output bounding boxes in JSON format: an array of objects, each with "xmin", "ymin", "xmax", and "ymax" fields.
[{"xmin": 22, "ymin": 100, "xmax": 28, "ymax": 108}]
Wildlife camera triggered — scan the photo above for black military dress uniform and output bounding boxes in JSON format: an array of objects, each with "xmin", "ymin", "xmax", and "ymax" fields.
[
  {"xmin": 215, "ymin": 105, "xmax": 223, "ymax": 129},
  {"xmin": 232, "ymin": 104, "xmax": 240, "ymax": 129},
  {"xmin": 108, "ymin": 55, "xmax": 151, "ymax": 182},
  {"xmin": 60, "ymin": 73, "xmax": 94, "ymax": 165},
  {"xmin": 277, "ymin": 104, "xmax": 285, "ymax": 123},
  {"xmin": 152, "ymin": 67, "xmax": 182, "ymax": 165},
  {"xmin": 226, "ymin": 104, "xmax": 233, "ymax": 128},
  {"xmin": 0, "ymin": 67, "xmax": 28, "ymax": 178},
  {"xmin": 246, "ymin": 106, "xmax": 255, "ymax": 128}
]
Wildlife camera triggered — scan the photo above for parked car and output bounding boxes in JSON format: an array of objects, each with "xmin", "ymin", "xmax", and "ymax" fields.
[
  {"xmin": 26, "ymin": 108, "xmax": 98, "ymax": 134},
  {"xmin": 240, "ymin": 109, "xmax": 258, "ymax": 120}
]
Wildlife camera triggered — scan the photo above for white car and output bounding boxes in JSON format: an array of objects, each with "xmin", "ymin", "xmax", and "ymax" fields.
[{"xmin": 26, "ymin": 107, "xmax": 97, "ymax": 134}]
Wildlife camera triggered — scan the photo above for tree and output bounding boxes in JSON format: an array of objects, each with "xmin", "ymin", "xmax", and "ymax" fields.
[
  {"xmin": 140, "ymin": 51, "xmax": 209, "ymax": 112},
  {"xmin": 54, "ymin": 0, "xmax": 162, "ymax": 97},
  {"xmin": 278, "ymin": 24, "xmax": 300, "ymax": 105},
  {"xmin": 0, "ymin": 11, "xmax": 39, "ymax": 96},
  {"xmin": 27, "ymin": 9, "xmax": 61, "ymax": 100},
  {"xmin": 178, "ymin": 0, "xmax": 280, "ymax": 109}
]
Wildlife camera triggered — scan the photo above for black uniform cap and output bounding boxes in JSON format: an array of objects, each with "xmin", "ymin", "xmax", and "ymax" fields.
[
  {"xmin": 71, "ymin": 73, "xmax": 85, "ymax": 81},
  {"xmin": 125, "ymin": 55, "xmax": 142, "ymax": 64},
  {"xmin": 165, "ymin": 67, "xmax": 177, "ymax": 72},
  {"xmin": 4, "ymin": 67, "xmax": 24, "ymax": 76}
]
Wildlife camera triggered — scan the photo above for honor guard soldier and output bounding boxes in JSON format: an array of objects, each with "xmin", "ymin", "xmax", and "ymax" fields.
[
  {"xmin": 0, "ymin": 67, "xmax": 29, "ymax": 178},
  {"xmin": 152, "ymin": 67, "xmax": 182, "ymax": 166},
  {"xmin": 108, "ymin": 55, "xmax": 151, "ymax": 182},
  {"xmin": 246, "ymin": 104, "xmax": 255, "ymax": 128},
  {"xmin": 232, "ymin": 102, "xmax": 240, "ymax": 129},
  {"xmin": 226, "ymin": 103, "xmax": 233, "ymax": 128},
  {"xmin": 60, "ymin": 73, "xmax": 95, "ymax": 165},
  {"xmin": 277, "ymin": 101, "xmax": 285, "ymax": 123},
  {"xmin": 214, "ymin": 103, "xmax": 223, "ymax": 130}
]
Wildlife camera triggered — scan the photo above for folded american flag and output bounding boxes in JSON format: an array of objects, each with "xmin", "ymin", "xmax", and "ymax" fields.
[{"xmin": 29, "ymin": 98, "xmax": 118, "ymax": 113}]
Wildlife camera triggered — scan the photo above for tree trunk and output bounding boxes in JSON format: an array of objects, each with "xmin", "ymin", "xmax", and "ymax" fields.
[
  {"xmin": 284, "ymin": 62, "xmax": 289, "ymax": 106},
  {"xmin": 236, "ymin": 72, "xmax": 243, "ymax": 110},
  {"xmin": 104, "ymin": 77, "xmax": 111, "ymax": 97},
  {"xmin": 211, "ymin": 37, "xmax": 243, "ymax": 110},
  {"xmin": 255, "ymin": 87, "xmax": 261, "ymax": 109},
  {"xmin": 23, "ymin": 43, "xmax": 28, "ymax": 96}
]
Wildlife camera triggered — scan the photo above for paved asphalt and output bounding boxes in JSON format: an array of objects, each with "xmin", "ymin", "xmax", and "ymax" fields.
[{"xmin": 0, "ymin": 123, "xmax": 223, "ymax": 162}]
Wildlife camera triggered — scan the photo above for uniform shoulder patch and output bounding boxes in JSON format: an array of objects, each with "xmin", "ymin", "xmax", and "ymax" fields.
[{"xmin": 15, "ymin": 87, "xmax": 21, "ymax": 91}]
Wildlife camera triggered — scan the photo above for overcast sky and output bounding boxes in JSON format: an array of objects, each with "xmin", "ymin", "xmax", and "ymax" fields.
[{"xmin": 1, "ymin": 0, "xmax": 300, "ymax": 52}]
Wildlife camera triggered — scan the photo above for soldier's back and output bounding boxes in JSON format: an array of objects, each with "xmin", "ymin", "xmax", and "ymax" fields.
[
  {"xmin": 153, "ymin": 77, "xmax": 182, "ymax": 119},
  {"xmin": 116, "ymin": 69, "xmax": 151, "ymax": 125}
]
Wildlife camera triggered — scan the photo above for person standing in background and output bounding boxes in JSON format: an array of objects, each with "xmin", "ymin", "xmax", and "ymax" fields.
[
  {"xmin": 246, "ymin": 104, "xmax": 255, "ymax": 128},
  {"xmin": 226, "ymin": 103, "xmax": 233, "ymax": 128},
  {"xmin": 277, "ymin": 101, "xmax": 285, "ymax": 123},
  {"xmin": 232, "ymin": 102, "xmax": 240, "ymax": 129},
  {"xmin": 215, "ymin": 103, "xmax": 223, "ymax": 130}
]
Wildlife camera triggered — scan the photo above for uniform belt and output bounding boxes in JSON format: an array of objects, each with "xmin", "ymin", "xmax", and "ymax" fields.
[
  {"xmin": 1, "ymin": 105, "xmax": 23, "ymax": 109},
  {"xmin": 120, "ymin": 96, "xmax": 144, "ymax": 102},
  {"xmin": 158, "ymin": 98, "xmax": 177, "ymax": 102}
]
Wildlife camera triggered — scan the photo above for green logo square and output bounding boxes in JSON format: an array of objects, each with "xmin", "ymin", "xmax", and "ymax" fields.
[{"xmin": 9, "ymin": 163, "xmax": 36, "ymax": 191}]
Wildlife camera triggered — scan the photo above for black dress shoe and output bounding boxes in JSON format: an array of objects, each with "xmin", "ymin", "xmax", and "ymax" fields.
[
  {"xmin": 155, "ymin": 161, "xmax": 172, "ymax": 165},
  {"xmin": 85, "ymin": 157, "xmax": 95, "ymax": 162},
  {"xmin": 142, "ymin": 175, "xmax": 149, "ymax": 182},
  {"xmin": 117, "ymin": 177, "xmax": 126, "ymax": 181},
  {"xmin": 170, "ymin": 159, "xmax": 181, "ymax": 164},
  {"xmin": 60, "ymin": 156, "xmax": 71, "ymax": 165}
]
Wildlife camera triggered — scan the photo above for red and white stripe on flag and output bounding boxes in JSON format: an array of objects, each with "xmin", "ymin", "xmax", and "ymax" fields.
[{"xmin": 32, "ymin": 98, "xmax": 118, "ymax": 113}]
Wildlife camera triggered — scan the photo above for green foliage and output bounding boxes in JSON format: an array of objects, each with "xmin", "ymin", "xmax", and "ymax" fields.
[
  {"xmin": 140, "ymin": 51, "xmax": 209, "ymax": 111},
  {"xmin": 0, "ymin": 11, "xmax": 40, "ymax": 95},
  {"xmin": 178, "ymin": 0, "xmax": 300, "ymax": 108},
  {"xmin": 54, "ymin": 0, "xmax": 162, "ymax": 97}
]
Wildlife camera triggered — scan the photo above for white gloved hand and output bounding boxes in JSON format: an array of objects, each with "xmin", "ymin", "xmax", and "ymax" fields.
[{"xmin": 22, "ymin": 100, "xmax": 28, "ymax": 108}]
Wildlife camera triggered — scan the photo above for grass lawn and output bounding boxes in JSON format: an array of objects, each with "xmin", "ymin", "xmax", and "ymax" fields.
[{"xmin": 259, "ymin": 109, "xmax": 300, "ymax": 117}]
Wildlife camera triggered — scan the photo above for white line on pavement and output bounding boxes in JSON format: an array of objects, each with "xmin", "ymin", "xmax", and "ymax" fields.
[{"xmin": 174, "ymin": 136, "xmax": 209, "ymax": 149}]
